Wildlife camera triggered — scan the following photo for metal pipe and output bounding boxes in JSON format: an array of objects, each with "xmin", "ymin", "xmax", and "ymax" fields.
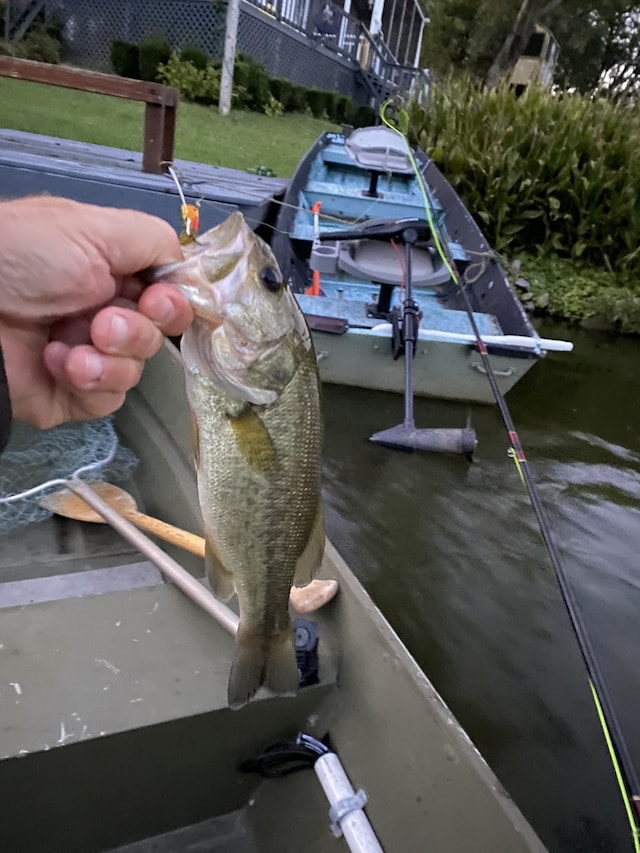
[{"xmin": 67, "ymin": 478, "xmax": 239, "ymax": 636}]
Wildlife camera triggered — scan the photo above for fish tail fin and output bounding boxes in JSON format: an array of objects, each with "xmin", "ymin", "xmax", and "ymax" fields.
[{"xmin": 228, "ymin": 626, "xmax": 299, "ymax": 710}]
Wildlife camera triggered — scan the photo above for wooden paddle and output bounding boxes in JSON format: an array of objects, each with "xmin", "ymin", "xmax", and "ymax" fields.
[{"xmin": 40, "ymin": 483, "xmax": 338, "ymax": 614}]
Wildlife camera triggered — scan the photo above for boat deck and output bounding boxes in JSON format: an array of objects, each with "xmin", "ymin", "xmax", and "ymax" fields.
[{"xmin": 0, "ymin": 129, "xmax": 289, "ymax": 231}]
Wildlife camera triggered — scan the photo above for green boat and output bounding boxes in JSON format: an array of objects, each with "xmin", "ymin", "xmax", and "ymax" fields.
[{"xmin": 0, "ymin": 342, "xmax": 547, "ymax": 852}]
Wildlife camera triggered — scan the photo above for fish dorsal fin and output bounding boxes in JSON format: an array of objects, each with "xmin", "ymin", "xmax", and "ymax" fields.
[
  {"xmin": 228, "ymin": 406, "xmax": 277, "ymax": 471},
  {"xmin": 293, "ymin": 499, "xmax": 325, "ymax": 587},
  {"xmin": 205, "ymin": 534, "xmax": 236, "ymax": 602}
]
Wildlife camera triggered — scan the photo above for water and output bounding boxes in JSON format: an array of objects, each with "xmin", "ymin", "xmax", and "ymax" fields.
[{"xmin": 321, "ymin": 321, "xmax": 640, "ymax": 853}]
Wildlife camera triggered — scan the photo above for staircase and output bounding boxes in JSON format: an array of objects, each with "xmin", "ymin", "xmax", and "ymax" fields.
[{"xmin": 4, "ymin": 0, "xmax": 47, "ymax": 40}]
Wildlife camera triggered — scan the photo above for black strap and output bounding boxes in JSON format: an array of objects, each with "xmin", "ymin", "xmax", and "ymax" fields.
[{"xmin": 0, "ymin": 337, "xmax": 12, "ymax": 454}]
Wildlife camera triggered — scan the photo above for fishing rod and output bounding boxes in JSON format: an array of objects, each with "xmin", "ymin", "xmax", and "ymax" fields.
[{"xmin": 378, "ymin": 102, "xmax": 640, "ymax": 850}]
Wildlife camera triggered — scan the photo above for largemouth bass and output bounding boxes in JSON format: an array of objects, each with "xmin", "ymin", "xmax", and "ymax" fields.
[{"xmin": 155, "ymin": 212, "xmax": 324, "ymax": 709}]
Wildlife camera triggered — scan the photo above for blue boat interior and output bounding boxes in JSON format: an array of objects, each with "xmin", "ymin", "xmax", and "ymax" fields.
[
  {"xmin": 287, "ymin": 135, "xmax": 503, "ymax": 339},
  {"xmin": 290, "ymin": 140, "xmax": 447, "ymax": 240},
  {"xmin": 298, "ymin": 289, "xmax": 502, "ymax": 337}
]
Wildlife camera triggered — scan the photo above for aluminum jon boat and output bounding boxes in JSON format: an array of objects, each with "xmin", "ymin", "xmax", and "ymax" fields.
[
  {"xmin": 0, "ymin": 342, "xmax": 548, "ymax": 852},
  {"xmin": 271, "ymin": 126, "xmax": 572, "ymax": 405}
]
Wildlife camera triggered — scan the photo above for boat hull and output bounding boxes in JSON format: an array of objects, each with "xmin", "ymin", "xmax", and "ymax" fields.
[
  {"xmin": 310, "ymin": 325, "xmax": 537, "ymax": 403},
  {"xmin": 0, "ymin": 342, "xmax": 547, "ymax": 852}
]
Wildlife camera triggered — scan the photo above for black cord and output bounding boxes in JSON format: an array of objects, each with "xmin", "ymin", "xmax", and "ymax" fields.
[{"xmin": 239, "ymin": 733, "xmax": 330, "ymax": 778}]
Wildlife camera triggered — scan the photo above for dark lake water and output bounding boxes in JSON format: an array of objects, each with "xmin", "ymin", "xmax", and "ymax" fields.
[{"xmin": 320, "ymin": 321, "xmax": 640, "ymax": 853}]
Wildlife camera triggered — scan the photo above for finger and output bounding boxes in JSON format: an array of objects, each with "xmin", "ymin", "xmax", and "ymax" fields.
[
  {"xmin": 90, "ymin": 307, "xmax": 164, "ymax": 360},
  {"xmin": 43, "ymin": 340, "xmax": 72, "ymax": 381},
  {"xmin": 43, "ymin": 341, "xmax": 128, "ymax": 421},
  {"xmin": 55, "ymin": 344, "xmax": 145, "ymax": 394},
  {"xmin": 138, "ymin": 284, "xmax": 194, "ymax": 337},
  {"xmin": 84, "ymin": 206, "xmax": 183, "ymax": 275}
]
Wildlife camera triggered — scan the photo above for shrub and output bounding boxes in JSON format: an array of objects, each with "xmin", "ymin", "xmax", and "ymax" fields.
[
  {"xmin": 179, "ymin": 44, "xmax": 208, "ymax": 71},
  {"xmin": 305, "ymin": 88, "xmax": 328, "ymax": 118},
  {"xmin": 232, "ymin": 56, "xmax": 251, "ymax": 108},
  {"xmin": 0, "ymin": 39, "xmax": 24, "ymax": 58},
  {"xmin": 324, "ymin": 90, "xmax": 339, "ymax": 121},
  {"xmin": 232, "ymin": 55, "xmax": 271, "ymax": 111},
  {"xmin": 246, "ymin": 61, "xmax": 271, "ymax": 112},
  {"xmin": 513, "ymin": 252, "xmax": 640, "ymax": 332},
  {"xmin": 334, "ymin": 94, "xmax": 352, "ymax": 125},
  {"xmin": 20, "ymin": 29, "xmax": 61, "ymax": 63},
  {"xmin": 269, "ymin": 77, "xmax": 293, "ymax": 109},
  {"xmin": 157, "ymin": 52, "xmax": 220, "ymax": 105},
  {"xmin": 405, "ymin": 76, "xmax": 640, "ymax": 276},
  {"xmin": 288, "ymin": 84, "xmax": 307, "ymax": 113},
  {"xmin": 111, "ymin": 40, "xmax": 140, "ymax": 78},
  {"xmin": 353, "ymin": 104, "xmax": 376, "ymax": 127},
  {"xmin": 264, "ymin": 94, "xmax": 284, "ymax": 118},
  {"xmin": 138, "ymin": 33, "xmax": 171, "ymax": 82}
]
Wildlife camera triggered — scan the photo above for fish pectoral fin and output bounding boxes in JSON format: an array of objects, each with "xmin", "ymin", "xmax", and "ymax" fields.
[
  {"xmin": 205, "ymin": 534, "xmax": 236, "ymax": 602},
  {"xmin": 293, "ymin": 499, "xmax": 325, "ymax": 588},
  {"xmin": 228, "ymin": 406, "xmax": 277, "ymax": 471}
]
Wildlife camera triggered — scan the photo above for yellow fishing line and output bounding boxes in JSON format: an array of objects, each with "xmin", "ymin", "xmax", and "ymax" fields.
[
  {"xmin": 380, "ymin": 102, "xmax": 528, "ymax": 477},
  {"xmin": 507, "ymin": 448, "xmax": 526, "ymax": 486},
  {"xmin": 379, "ymin": 101, "xmax": 459, "ymax": 286},
  {"xmin": 590, "ymin": 681, "xmax": 640, "ymax": 853},
  {"xmin": 378, "ymin": 102, "xmax": 640, "ymax": 850}
]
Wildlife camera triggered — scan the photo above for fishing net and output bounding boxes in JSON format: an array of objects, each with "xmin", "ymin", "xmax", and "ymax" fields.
[{"xmin": 0, "ymin": 417, "xmax": 139, "ymax": 536}]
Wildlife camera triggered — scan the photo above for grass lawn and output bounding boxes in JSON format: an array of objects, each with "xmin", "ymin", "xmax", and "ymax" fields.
[{"xmin": 0, "ymin": 78, "xmax": 340, "ymax": 177}]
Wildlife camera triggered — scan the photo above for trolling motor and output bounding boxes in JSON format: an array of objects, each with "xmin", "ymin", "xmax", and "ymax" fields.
[{"xmin": 317, "ymin": 219, "xmax": 477, "ymax": 457}]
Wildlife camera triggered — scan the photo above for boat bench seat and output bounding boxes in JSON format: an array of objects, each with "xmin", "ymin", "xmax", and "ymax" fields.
[{"xmin": 0, "ymin": 561, "xmax": 164, "ymax": 609}]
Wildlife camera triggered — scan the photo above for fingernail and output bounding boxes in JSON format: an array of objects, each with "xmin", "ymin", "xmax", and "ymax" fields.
[
  {"xmin": 108, "ymin": 314, "xmax": 129, "ymax": 349},
  {"xmin": 83, "ymin": 351, "xmax": 104, "ymax": 382},
  {"xmin": 151, "ymin": 296, "xmax": 175, "ymax": 326}
]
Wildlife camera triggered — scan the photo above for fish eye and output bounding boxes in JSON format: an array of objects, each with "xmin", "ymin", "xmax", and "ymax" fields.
[{"xmin": 261, "ymin": 267, "xmax": 282, "ymax": 293}]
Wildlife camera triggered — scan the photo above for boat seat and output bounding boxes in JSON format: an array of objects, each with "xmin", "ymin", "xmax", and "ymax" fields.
[
  {"xmin": 344, "ymin": 126, "xmax": 415, "ymax": 174},
  {"xmin": 337, "ymin": 240, "xmax": 452, "ymax": 288},
  {"xmin": 0, "ymin": 561, "xmax": 163, "ymax": 609}
]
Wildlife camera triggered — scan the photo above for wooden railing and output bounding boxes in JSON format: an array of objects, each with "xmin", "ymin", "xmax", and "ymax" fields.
[{"xmin": 0, "ymin": 57, "xmax": 179, "ymax": 174}]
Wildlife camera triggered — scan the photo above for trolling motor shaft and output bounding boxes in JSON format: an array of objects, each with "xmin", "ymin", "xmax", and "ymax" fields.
[{"xmin": 321, "ymin": 219, "xmax": 477, "ymax": 457}]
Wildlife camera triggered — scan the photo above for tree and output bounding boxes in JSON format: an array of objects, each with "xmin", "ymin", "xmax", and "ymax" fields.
[
  {"xmin": 484, "ymin": 0, "xmax": 563, "ymax": 88},
  {"xmin": 423, "ymin": 0, "xmax": 640, "ymax": 92}
]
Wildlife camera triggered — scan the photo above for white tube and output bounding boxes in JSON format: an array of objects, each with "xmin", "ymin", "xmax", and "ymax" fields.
[
  {"xmin": 314, "ymin": 753, "xmax": 384, "ymax": 852},
  {"xmin": 369, "ymin": 323, "xmax": 574, "ymax": 352}
]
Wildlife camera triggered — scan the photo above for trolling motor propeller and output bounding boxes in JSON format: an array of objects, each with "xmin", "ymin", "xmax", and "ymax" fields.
[{"xmin": 321, "ymin": 219, "xmax": 478, "ymax": 457}]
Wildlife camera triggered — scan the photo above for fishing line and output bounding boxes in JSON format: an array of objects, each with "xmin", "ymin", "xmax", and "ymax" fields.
[
  {"xmin": 378, "ymin": 99, "xmax": 640, "ymax": 850},
  {"xmin": 161, "ymin": 162, "xmax": 400, "ymax": 247}
]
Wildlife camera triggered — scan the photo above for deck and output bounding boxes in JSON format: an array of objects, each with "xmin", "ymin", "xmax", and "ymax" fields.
[{"xmin": 0, "ymin": 129, "xmax": 289, "ymax": 232}]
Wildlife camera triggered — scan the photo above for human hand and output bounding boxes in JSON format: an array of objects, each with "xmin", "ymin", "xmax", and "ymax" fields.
[{"xmin": 0, "ymin": 196, "xmax": 193, "ymax": 429}]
